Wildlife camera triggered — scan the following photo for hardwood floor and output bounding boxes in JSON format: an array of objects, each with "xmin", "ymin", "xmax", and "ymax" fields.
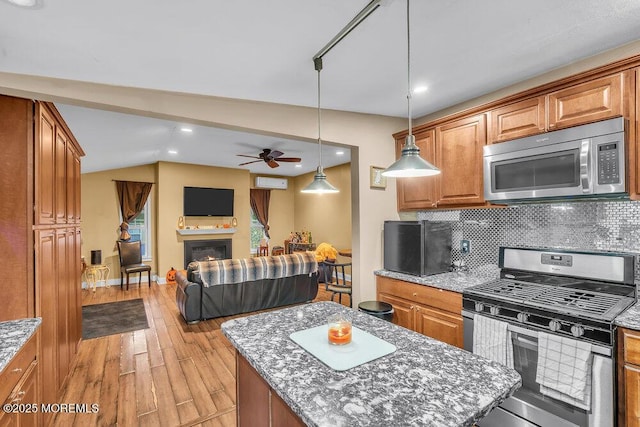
[{"xmin": 52, "ymin": 282, "xmax": 348, "ymax": 427}]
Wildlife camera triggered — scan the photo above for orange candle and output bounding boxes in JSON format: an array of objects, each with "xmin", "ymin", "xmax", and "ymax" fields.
[{"xmin": 328, "ymin": 322, "xmax": 352, "ymax": 345}]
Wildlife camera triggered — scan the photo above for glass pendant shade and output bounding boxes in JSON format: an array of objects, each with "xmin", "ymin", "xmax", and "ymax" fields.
[
  {"xmin": 301, "ymin": 166, "xmax": 339, "ymax": 193},
  {"xmin": 382, "ymin": 135, "xmax": 440, "ymax": 178}
]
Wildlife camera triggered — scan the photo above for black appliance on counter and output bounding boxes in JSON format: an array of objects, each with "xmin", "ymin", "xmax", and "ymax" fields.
[{"xmin": 383, "ymin": 220, "xmax": 451, "ymax": 276}]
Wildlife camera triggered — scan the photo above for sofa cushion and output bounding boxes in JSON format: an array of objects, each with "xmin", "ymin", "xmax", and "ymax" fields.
[{"xmin": 198, "ymin": 252, "xmax": 318, "ymax": 287}]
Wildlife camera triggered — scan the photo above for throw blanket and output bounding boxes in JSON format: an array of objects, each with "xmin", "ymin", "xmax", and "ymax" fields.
[{"xmin": 198, "ymin": 252, "xmax": 318, "ymax": 287}]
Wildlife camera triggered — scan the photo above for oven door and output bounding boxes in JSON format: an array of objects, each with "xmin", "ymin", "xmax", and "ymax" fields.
[{"xmin": 462, "ymin": 314, "xmax": 614, "ymax": 427}]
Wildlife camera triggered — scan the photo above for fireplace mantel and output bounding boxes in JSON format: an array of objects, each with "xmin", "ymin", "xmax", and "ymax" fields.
[{"xmin": 176, "ymin": 228, "xmax": 236, "ymax": 236}]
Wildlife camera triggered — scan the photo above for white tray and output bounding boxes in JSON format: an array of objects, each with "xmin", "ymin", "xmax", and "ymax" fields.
[{"xmin": 290, "ymin": 325, "xmax": 396, "ymax": 371}]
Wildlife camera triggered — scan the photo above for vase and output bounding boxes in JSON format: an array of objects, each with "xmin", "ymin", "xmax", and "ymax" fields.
[{"xmin": 177, "ymin": 216, "xmax": 185, "ymax": 229}]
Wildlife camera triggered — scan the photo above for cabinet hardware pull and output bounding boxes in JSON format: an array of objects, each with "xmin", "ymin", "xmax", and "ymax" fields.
[
  {"xmin": 11, "ymin": 368, "xmax": 22, "ymax": 373},
  {"xmin": 412, "ymin": 292, "xmax": 417, "ymax": 297},
  {"xmin": 410, "ymin": 305, "xmax": 414, "ymax": 310}
]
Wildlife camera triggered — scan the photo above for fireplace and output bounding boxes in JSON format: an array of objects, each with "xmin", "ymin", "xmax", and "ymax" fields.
[{"xmin": 184, "ymin": 239, "xmax": 232, "ymax": 268}]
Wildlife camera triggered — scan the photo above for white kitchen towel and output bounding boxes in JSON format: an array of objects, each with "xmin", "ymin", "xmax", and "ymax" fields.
[
  {"xmin": 473, "ymin": 314, "xmax": 514, "ymax": 368},
  {"xmin": 536, "ymin": 332, "xmax": 593, "ymax": 410}
]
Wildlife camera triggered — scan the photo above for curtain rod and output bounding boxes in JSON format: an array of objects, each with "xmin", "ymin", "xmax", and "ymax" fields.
[{"xmin": 112, "ymin": 180, "xmax": 155, "ymax": 184}]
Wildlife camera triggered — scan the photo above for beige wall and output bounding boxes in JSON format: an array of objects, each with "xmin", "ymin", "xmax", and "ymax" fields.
[
  {"xmin": 156, "ymin": 161, "xmax": 251, "ymax": 276},
  {"xmin": 293, "ymin": 163, "xmax": 352, "ymax": 253},
  {"xmin": 81, "ymin": 164, "xmax": 157, "ymax": 281}
]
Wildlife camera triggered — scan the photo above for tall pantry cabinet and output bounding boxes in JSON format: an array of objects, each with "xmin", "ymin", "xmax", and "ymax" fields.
[{"xmin": 0, "ymin": 95, "xmax": 84, "ymax": 426}]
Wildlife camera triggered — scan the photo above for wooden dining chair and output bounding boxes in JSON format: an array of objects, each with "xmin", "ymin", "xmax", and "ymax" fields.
[{"xmin": 116, "ymin": 240, "xmax": 152, "ymax": 290}]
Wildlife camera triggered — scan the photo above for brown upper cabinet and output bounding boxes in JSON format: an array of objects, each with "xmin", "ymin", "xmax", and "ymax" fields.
[
  {"xmin": 394, "ymin": 60, "xmax": 639, "ymax": 210},
  {"xmin": 436, "ymin": 114, "xmax": 486, "ymax": 207},
  {"xmin": 488, "ymin": 96, "xmax": 546, "ymax": 143},
  {"xmin": 548, "ymin": 72, "xmax": 628, "ymax": 131}
]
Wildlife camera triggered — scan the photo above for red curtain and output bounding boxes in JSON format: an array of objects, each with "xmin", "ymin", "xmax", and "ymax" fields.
[
  {"xmin": 115, "ymin": 180, "xmax": 153, "ymax": 240},
  {"xmin": 250, "ymin": 188, "xmax": 271, "ymax": 238}
]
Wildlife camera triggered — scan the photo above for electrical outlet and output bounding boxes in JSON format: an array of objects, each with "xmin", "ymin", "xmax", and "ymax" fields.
[{"xmin": 460, "ymin": 239, "xmax": 470, "ymax": 254}]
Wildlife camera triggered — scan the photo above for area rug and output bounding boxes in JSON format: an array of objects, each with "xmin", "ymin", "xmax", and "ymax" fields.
[{"xmin": 82, "ymin": 298, "xmax": 149, "ymax": 340}]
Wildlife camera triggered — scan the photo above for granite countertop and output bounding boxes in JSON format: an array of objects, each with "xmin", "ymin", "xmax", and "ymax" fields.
[
  {"xmin": 222, "ymin": 301, "xmax": 521, "ymax": 427},
  {"xmin": 0, "ymin": 318, "xmax": 41, "ymax": 373},
  {"xmin": 615, "ymin": 301, "xmax": 640, "ymax": 331},
  {"xmin": 374, "ymin": 264, "xmax": 501, "ymax": 293}
]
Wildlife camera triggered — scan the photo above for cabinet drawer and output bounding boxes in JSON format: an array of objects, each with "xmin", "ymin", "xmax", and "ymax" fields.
[
  {"xmin": 0, "ymin": 333, "xmax": 36, "ymax": 404},
  {"xmin": 376, "ymin": 276, "xmax": 461, "ymax": 314},
  {"xmin": 623, "ymin": 328, "xmax": 640, "ymax": 366}
]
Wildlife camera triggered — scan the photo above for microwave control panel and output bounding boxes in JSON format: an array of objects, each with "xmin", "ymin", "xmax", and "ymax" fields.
[{"xmin": 597, "ymin": 143, "xmax": 620, "ymax": 184}]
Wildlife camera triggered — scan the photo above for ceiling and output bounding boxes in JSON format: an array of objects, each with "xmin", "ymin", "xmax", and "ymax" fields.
[{"xmin": 2, "ymin": 0, "xmax": 640, "ymax": 174}]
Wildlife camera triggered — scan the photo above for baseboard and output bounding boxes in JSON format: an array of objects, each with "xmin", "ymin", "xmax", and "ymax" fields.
[{"xmin": 82, "ymin": 274, "xmax": 162, "ymax": 289}]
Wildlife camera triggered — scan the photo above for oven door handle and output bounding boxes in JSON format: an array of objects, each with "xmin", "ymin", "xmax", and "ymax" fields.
[
  {"xmin": 580, "ymin": 138, "xmax": 591, "ymax": 193},
  {"xmin": 512, "ymin": 333, "xmax": 538, "ymax": 351}
]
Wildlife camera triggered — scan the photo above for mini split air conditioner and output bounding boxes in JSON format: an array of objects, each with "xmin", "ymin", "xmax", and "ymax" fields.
[{"xmin": 255, "ymin": 176, "xmax": 288, "ymax": 190}]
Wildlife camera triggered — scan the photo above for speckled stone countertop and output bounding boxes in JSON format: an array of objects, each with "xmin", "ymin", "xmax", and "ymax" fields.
[
  {"xmin": 222, "ymin": 301, "xmax": 521, "ymax": 427},
  {"xmin": 0, "ymin": 318, "xmax": 41, "ymax": 373},
  {"xmin": 615, "ymin": 301, "xmax": 640, "ymax": 331},
  {"xmin": 374, "ymin": 264, "xmax": 501, "ymax": 293}
]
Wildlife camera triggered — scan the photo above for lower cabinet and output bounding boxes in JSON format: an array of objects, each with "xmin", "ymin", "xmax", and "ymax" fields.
[
  {"xmin": 376, "ymin": 276, "xmax": 463, "ymax": 348},
  {"xmin": 0, "ymin": 334, "xmax": 39, "ymax": 427},
  {"xmin": 237, "ymin": 352, "xmax": 304, "ymax": 427},
  {"xmin": 618, "ymin": 327, "xmax": 640, "ymax": 427}
]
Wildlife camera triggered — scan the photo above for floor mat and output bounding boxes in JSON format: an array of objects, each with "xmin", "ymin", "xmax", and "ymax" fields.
[{"xmin": 82, "ymin": 298, "xmax": 149, "ymax": 340}]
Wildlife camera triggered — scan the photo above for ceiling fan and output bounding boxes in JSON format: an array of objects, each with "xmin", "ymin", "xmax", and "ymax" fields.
[{"xmin": 237, "ymin": 148, "xmax": 301, "ymax": 168}]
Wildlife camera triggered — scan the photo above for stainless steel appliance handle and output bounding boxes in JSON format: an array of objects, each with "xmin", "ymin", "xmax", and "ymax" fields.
[
  {"xmin": 513, "ymin": 334, "xmax": 538, "ymax": 350},
  {"xmin": 580, "ymin": 139, "xmax": 591, "ymax": 193}
]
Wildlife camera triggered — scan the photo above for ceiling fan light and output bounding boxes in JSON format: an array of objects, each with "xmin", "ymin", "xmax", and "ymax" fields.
[
  {"xmin": 382, "ymin": 135, "xmax": 440, "ymax": 178},
  {"xmin": 301, "ymin": 167, "xmax": 339, "ymax": 194}
]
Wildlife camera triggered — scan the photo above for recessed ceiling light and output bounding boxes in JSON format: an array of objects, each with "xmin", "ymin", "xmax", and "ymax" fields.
[
  {"xmin": 168, "ymin": 150, "xmax": 178, "ymax": 155},
  {"xmin": 336, "ymin": 150, "xmax": 344, "ymax": 155},
  {"xmin": 180, "ymin": 127, "xmax": 193, "ymax": 133},
  {"xmin": 4, "ymin": 0, "xmax": 41, "ymax": 7},
  {"xmin": 295, "ymin": 164, "xmax": 302, "ymax": 168},
  {"xmin": 413, "ymin": 85, "xmax": 428, "ymax": 94}
]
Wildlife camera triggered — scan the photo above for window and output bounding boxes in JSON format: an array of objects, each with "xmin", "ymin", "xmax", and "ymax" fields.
[
  {"xmin": 250, "ymin": 209, "xmax": 266, "ymax": 251},
  {"xmin": 126, "ymin": 198, "xmax": 152, "ymax": 260}
]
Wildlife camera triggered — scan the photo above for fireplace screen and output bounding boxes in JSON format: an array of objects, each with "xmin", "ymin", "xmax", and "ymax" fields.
[{"xmin": 184, "ymin": 239, "xmax": 232, "ymax": 268}]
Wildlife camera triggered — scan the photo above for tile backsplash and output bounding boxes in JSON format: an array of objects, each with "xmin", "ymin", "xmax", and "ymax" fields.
[{"xmin": 417, "ymin": 201, "xmax": 640, "ymax": 282}]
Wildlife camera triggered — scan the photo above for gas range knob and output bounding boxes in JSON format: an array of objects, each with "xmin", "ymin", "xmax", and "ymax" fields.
[
  {"xmin": 474, "ymin": 302, "xmax": 484, "ymax": 312},
  {"xmin": 517, "ymin": 312, "xmax": 529, "ymax": 323},
  {"xmin": 548, "ymin": 319, "xmax": 562, "ymax": 332},
  {"xmin": 571, "ymin": 324, "xmax": 585, "ymax": 338},
  {"xmin": 490, "ymin": 306, "xmax": 500, "ymax": 316}
]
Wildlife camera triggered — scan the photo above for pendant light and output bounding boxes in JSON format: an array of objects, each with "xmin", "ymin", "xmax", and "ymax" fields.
[
  {"xmin": 301, "ymin": 57, "xmax": 339, "ymax": 194},
  {"xmin": 382, "ymin": 0, "xmax": 440, "ymax": 178}
]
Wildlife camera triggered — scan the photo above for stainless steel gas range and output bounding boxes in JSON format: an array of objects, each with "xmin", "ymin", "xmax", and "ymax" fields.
[{"xmin": 462, "ymin": 247, "xmax": 636, "ymax": 427}]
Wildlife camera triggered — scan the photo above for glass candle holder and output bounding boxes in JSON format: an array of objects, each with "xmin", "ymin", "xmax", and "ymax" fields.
[{"xmin": 327, "ymin": 313, "xmax": 352, "ymax": 345}]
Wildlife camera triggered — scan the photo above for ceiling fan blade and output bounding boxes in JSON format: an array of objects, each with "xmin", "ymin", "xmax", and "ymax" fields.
[
  {"xmin": 237, "ymin": 154, "xmax": 261, "ymax": 159},
  {"xmin": 269, "ymin": 150, "xmax": 284, "ymax": 159},
  {"xmin": 267, "ymin": 160, "xmax": 280, "ymax": 168},
  {"xmin": 238, "ymin": 160, "xmax": 263, "ymax": 166},
  {"xmin": 276, "ymin": 157, "xmax": 302, "ymax": 162}
]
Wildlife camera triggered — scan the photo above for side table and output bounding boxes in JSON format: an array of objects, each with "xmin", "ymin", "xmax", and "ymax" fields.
[{"xmin": 84, "ymin": 264, "xmax": 110, "ymax": 292}]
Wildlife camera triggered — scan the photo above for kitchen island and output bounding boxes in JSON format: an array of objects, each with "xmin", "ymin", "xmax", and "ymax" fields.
[{"xmin": 221, "ymin": 301, "xmax": 521, "ymax": 427}]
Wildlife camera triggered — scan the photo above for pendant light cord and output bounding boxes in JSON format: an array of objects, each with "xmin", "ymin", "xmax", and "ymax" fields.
[
  {"xmin": 315, "ymin": 57, "xmax": 324, "ymax": 170},
  {"xmin": 406, "ymin": 0, "xmax": 412, "ymax": 138}
]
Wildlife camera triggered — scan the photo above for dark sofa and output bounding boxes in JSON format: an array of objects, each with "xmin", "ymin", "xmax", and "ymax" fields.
[{"xmin": 176, "ymin": 252, "xmax": 319, "ymax": 323}]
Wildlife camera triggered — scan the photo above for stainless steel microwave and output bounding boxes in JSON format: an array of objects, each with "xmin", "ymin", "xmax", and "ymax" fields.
[{"xmin": 484, "ymin": 117, "xmax": 626, "ymax": 203}]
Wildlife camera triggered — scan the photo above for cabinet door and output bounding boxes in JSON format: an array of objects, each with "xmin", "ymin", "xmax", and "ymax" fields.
[
  {"xmin": 414, "ymin": 305, "xmax": 463, "ymax": 348},
  {"xmin": 237, "ymin": 353, "xmax": 269, "ymax": 427},
  {"xmin": 625, "ymin": 364, "xmax": 640, "ymax": 427},
  {"xmin": 56, "ymin": 230, "xmax": 70, "ymax": 389},
  {"xmin": 488, "ymin": 97, "xmax": 545, "ymax": 143},
  {"xmin": 65, "ymin": 143, "xmax": 76, "ymax": 224},
  {"xmin": 547, "ymin": 72, "xmax": 627, "ymax": 130},
  {"xmin": 71, "ymin": 228, "xmax": 82, "ymax": 353},
  {"xmin": 396, "ymin": 130, "xmax": 439, "ymax": 210},
  {"xmin": 35, "ymin": 104, "xmax": 56, "ymax": 225},
  {"xmin": 55, "ymin": 128, "xmax": 67, "ymax": 224},
  {"xmin": 15, "ymin": 361, "xmax": 39, "ymax": 427},
  {"xmin": 436, "ymin": 114, "xmax": 487, "ymax": 206},
  {"xmin": 35, "ymin": 229, "xmax": 57, "ymax": 426},
  {"xmin": 378, "ymin": 293, "xmax": 415, "ymax": 331}
]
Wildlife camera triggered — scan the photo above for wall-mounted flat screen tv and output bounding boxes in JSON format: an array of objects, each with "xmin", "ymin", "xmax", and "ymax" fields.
[{"xmin": 183, "ymin": 187, "xmax": 234, "ymax": 217}]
